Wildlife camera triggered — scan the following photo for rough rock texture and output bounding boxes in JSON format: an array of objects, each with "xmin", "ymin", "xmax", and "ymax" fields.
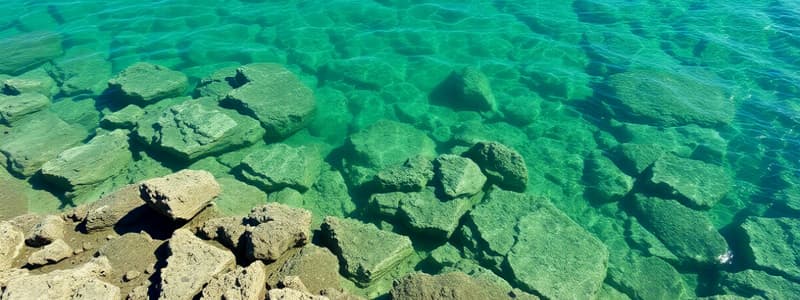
[
  {"xmin": 107, "ymin": 62, "xmax": 188, "ymax": 104},
  {"xmin": 82, "ymin": 184, "xmax": 146, "ymax": 232},
  {"xmin": 0, "ymin": 93, "xmax": 50, "ymax": 124},
  {"xmin": 2, "ymin": 69, "xmax": 57, "ymax": 96},
  {"xmin": 432, "ymin": 67, "xmax": 496, "ymax": 111},
  {"xmin": 26, "ymin": 215, "xmax": 65, "ymax": 247},
  {"xmin": 197, "ymin": 217, "xmax": 248, "ymax": 253},
  {"xmin": 633, "ymin": 194, "xmax": 729, "ymax": 265},
  {"xmin": 47, "ymin": 51, "xmax": 111, "ymax": 96},
  {"xmin": 433, "ymin": 155, "xmax": 486, "ymax": 199},
  {"xmin": 321, "ymin": 217, "xmax": 414, "ymax": 286},
  {"xmin": 390, "ymin": 272, "xmax": 535, "ymax": 300},
  {"xmin": 159, "ymin": 229, "xmax": 236, "ymax": 300},
  {"xmin": 269, "ymin": 245, "xmax": 342, "ymax": 294},
  {"xmin": 0, "ymin": 32, "xmax": 63, "ymax": 75},
  {"xmin": 370, "ymin": 188, "xmax": 473, "ymax": 240},
  {"xmin": 740, "ymin": 217, "xmax": 800, "ymax": 281},
  {"xmin": 136, "ymin": 99, "xmax": 264, "ymax": 160},
  {"xmin": 613, "ymin": 143, "xmax": 666, "ymax": 176},
  {"xmin": 194, "ymin": 66, "xmax": 237, "ymax": 99},
  {"xmin": 27, "ymin": 238, "xmax": 73, "ymax": 267},
  {"xmin": 222, "ymin": 63, "xmax": 316, "ymax": 139},
  {"xmin": 96, "ymin": 232, "xmax": 161, "ymax": 284},
  {"xmin": 373, "ymin": 156, "xmax": 434, "ymax": 193},
  {"xmin": 583, "ymin": 152, "xmax": 634, "ymax": 203},
  {"xmin": 721, "ymin": 270, "xmax": 800, "ymax": 299},
  {"xmin": 244, "ymin": 203, "xmax": 312, "ymax": 261},
  {"xmin": 0, "ymin": 222, "xmax": 24, "ymax": 271},
  {"xmin": 267, "ymin": 288, "xmax": 327, "ymax": 300},
  {"xmin": 0, "ymin": 112, "xmax": 86, "ymax": 176},
  {"xmin": 201, "ymin": 260, "xmax": 267, "ymax": 300},
  {"xmin": 649, "ymin": 154, "xmax": 730, "ymax": 209},
  {"xmin": 41, "ymin": 130, "xmax": 133, "ymax": 191},
  {"xmin": 462, "ymin": 141, "xmax": 528, "ymax": 192},
  {"xmin": 607, "ymin": 253, "xmax": 688, "ymax": 300},
  {"xmin": 100, "ymin": 105, "xmax": 144, "ymax": 129},
  {"xmin": 1, "ymin": 257, "xmax": 119, "ymax": 299},
  {"xmin": 607, "ymin": 69, "xmax": 734, "ymax": 127},
  {"xmin": 238, "ymin": 144, "xmax": 322, "ymax": 192},
  {"xmin": 140, "ymin": 170, "xmax": 220, "ymax": 221}
]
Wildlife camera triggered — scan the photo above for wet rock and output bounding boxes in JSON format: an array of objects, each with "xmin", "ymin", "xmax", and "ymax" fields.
[
  {"xmin": 201, "ymin": 260, "xmax": 267, "ymax": 300},
  {"xmin": 0, "ymin": 93, "xmax": 50, "ymax": 124},
  {"xmin": 1, "ymin": 256, "xmax": 119, "ymax": 299},
  {"xmin": 82, "ymin": 184, "xmax": 146, "ymax": 232},
  {"xmin": 268, "ymin": 245, "xmax": 341, "ymax": 294},
  {"xmin": 197, "ymin": 217, "xmax": 248, "ymax": 252},
  {"xmin": 47, "ymin": 51, "xmax": 111, "ymax": 96},
  {"xmin": 244, "ymin": 203, "xmax": 312, "ymax": 261},
  {"xmin": 140, "ymin": 170, "xmax": 221, "ymax": 221},
  {"xmin": 740, "ymin": 217, "xmax": 800, "ymax": 281},
  {"xmin": 433, "ymin": 154, "xmax": 486, "ymax": 199},
  {"xmin": 583, "ymin": 152, "xmax": 633, "ymax": 203},
  {"xmin": 238, "ymin": 143, "xmax": 322, "ymax": 192},
  {"xmin": 0, "ymin": 222, "xmax": 24, "ymax": 271},
  {"xmin": 432, "ymin": 66, "xmax": 496, "ymax": 111},
  {"xmin": 100, "ymin": 105, "xmax": 144, "ymax": 129},
  {"xmin": 136, "ymin": 99, "xmax": 264, "ymax": 161},
  {"xmin": 2, "ymin": 68, "xmax": 57, "ymax": 96},
  {"xmin": 41, "ymin": 129, "xmax": 133, "ymax": 191},
  {"xmin": 301, "ymin": 166, "xmax": 357, "ymax": 226},
  {"xmin": 107, "ymin": 62, "xmax": 188, "ymax": 104},
  {"xmin": 222, "ymin": 63, "xmax": 316, "ymax": 139},
  {"xmin": 607, "ymin": 253, "xmax": 688, "ymax": 300},
  {"xmin": 370, "ymin": 188, "xmax": 474, "ymax": 240},
  {"xmin": 720, "ymin": 270, "xmax": 800, "ymax": 299},
  {"xmin": 462, "ymin": 141, "xmax": 528, "ymax": 192},
  {"xmin": 607, "ymin": 69, "xmax": 734, "ymax": 127},
  {"xmin": 648, "ymin": 154, "xmax": 730, "ymax": 209},
  {"xmin": 632, "ymin": 194, "xmax": 729, "ymax": 265},
  {"xmin": 159, "ymin": 229, "xmax": 235, "ymax": 300},
  {"xmin": 194, "ymin": 66, "xmax": 237, "ymax": 99},
  {"xmin": 390, "ymin": 272, "xmax": 532, "ymax": 300},
  {"xmin": 373, "ymin": 156, "xmax": 434, "ymax": 193},
  {"xmin": 320, "ymin": 216, "xmax": 414, "ymax": 286},
  {"xmin": 0, "ymin": 32, "xmax": 63, "ymax": 75},
  {"xmin": 27, "ymin": 238, "xmax": 73, "ymax": 267},
  {"xmin": 26, "ymin": 215, "xmax": 65, "ymax": 247},
  {"xmin": 0, "ymin": 112, "xmax": 87, "ymax": 176}
]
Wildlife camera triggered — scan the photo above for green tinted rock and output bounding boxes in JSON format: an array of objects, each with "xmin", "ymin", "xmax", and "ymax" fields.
[
  {"xmin": 101, "ymin": 105, "xmax": 144, "ymax": 129},
  {"xmin": 373, "ymin": 156, "xmax": 434, "ymax": 193},
  {"xmin": 107, "ymin": 62, "xmax": 188, "ymax": 104},
  {"xmin": 390, "ymin": 272, "xmax": 532, "ymax": 300},
  {"xmin": 607, "ymin": 253, "xmax": 688, "ymax": 300},
  {"xmin": 371, "ymin": 188, "xmax": 474, "ymax": 240},
  {"xmin": 649, "ymin": 154, "xmax": 730, "ymax": 209},
  {"xmin": 40, "ymin": 130, "xmax": 132, "ymax": 191},
  {"xmin": 462, "ymin": 141, "xmax": 528, "ymax": 192},
  {"xmin": 47, "ymin": 52, "xmax": 111, "ymax": 96},
  {"xmin": 0, "ymin": 32, "xmax": 63, "ymax": 75},
  {"xmin": 432, "ymin": 66, "xmax": 496, "ymax": 111},
  {"xmin": 297, "ymin": 165, "xmax": 356, "ymax": 226},
  {"xmin": 433, "ymin": 154, "xmax": 486, "ymax": 199},
  {"xmin": 321, "ymin": 217, "xmax": 414, "ymax": 286},
  {"xmin": 721, "ymin": 270, "xmax": 800, "ymax": 299},
  {"xmin": 613, "ymin": 143, "xmax": 666, "ymax": 176},
  {"xmin": 0, "ymin": 93, "xmax": 50, "ymax": 124},
  {"xmin": 194, "ymin": 66, "xmax": 237, "ymax": 99},
  {"xmin": 632, "ymin": 194, "xmax": 729, "ymax": 265},
  {"xmin": 740, "ymin": 217, "xmax": 800, "ymax": 281},
  {"xmin": 2, "ymin": 68, "xmax": 57, "ymax": 96},
  {"xmin": 238, "ymin": 143, "xmax": 322, "ymax": 192},
  {"xmin": 214, "ymin": 177, "xmax": 268, "ymax": 216},
  {"xmin": 0, "ymin": 112, "xmax": 86, "ymax": 176},
  {"xmin": 583, "ymin": 152, "xmax": 633, "ymax": 203}
]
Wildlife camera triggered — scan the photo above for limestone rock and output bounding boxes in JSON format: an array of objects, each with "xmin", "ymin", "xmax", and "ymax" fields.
[
  {"xmin": 47, "ymin": 51, "xmax": 111, "ymax": 96},
  {"xmin": 740, "ymin": 217, "xmax": 800, "ymax": 281},
  {"xmin": 100, "ymin": 105, "xmax": 144, "ymax": 129},
  {"xmin": 1, "ymin": 256, "xmax": 119, "ymax": 300},
  {"xmin": 197, "ymin": 217, "xmax": 248, "ymax": 253},
  {"xmin": 370, "ymin": 188, "xmax": 473, "ymax": 240},
  {"xmin": 433, "ymin": 154, "xmax": 486, "ymax": 199},
  {"xmin": 649, "ymin": 154, "xmax": 730, "ymax": 209},
  {"xmin": 269, "ymin": 245, "xmax": 342, "ymax": 294},
  {"xmin": 613, "ymin": 143, "xmax": 666, "ymax": 176},
  {"xmin": 2, "ymin": 68, "xmax": 57, "ymax": 97},
  {"xmin": 267, "ymin": 288, "xmax": 327, "ymax": 300},
  {"xmin": 41, "ymin": 129, "xmax": 133, "ymax": 191},
  {"xmin": 0, "ymin": 222, "xmax": 24, "ymax": 271},
  {"xmin": 201, "ymin": 260, "xmax": 267, "ymax": 300},
  {"xmin": 0, "ymin": 112, "xmax": 86, "ymax": 176},
  {"xmin": 0, "ymin": 32, "xmax": 63, "ymax": 75},
  {"xmin": 607, "ymin": 253, "xmax": 688, "ymax": 300},
  {"xmin": 390, "ymin": 272, "xmax": 530, "ymax": 300},
  {"xmin": 96, "ymin": 232, "xmax": 161, "ymax": 284},
  {"xmin": 721, "ymin": 270, "xmax": 800, "ymax": 299},
  {"xmin": 238, "ymin": 143, "xmax": 322, "ymax": 192},
  {"xmin": 107, "ymin": 62, "xmax": 188, "ymax": 104},
  {"xmin": 140, "ymin": 170, "xmax": 221, "ymax": 221},
  {"xmin": 194, "ymin": 66, "xmax": 237, "ymax": 99},
  {"xmin": 583, "ymin": 152, "xmax": 633, "ymax": 203},
  {"xmin": 159, "ymin": 229, "xmax": 235, "ymax": 300},
  {"xmin": 26, "ymin": 215, "xmax": 65, "ymax": 247},
  {"xmin": 222, "ymin": 63, "xmax": 316, "ymax": 139},
  {"xmin": 0, "ymin": 93, "xmax": 50, "ymax": 124},
  {"xmin": 373, "ymin": 156, "xmax": 434, "ymax": 193},
  {"xmin": 82, "ymin": 184, "xmax": 146, "ymax": 232},
  {"xmin": 27, "ymin": 238, "xmax": 73, "ymax": 267},
  {"xmin": 462, "ymin": 141, "xmax": 528, "ymax": 192},
  {"xmin": 320, "ymin": 217, "xmax": 413, "ymax": 286},
  {"xmin": 432, "ymin": 66, "xmax": 496, "ymax": 111},
  {"xmin": 244, "ymin": 203, "xmax": 312, "ymax": 261}
]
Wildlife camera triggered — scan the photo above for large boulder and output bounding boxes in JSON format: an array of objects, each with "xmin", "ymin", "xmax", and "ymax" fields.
[
  {"xmin": 159, "ymin": 229, "xmax": 236, "ymax": 300},
  {"xmin": 82, "ymin": 184, "xmax": 147, "ymax": 232},
  {"xmin": 583, "ymin": 152, "xmax": 633, "ymax": 203},
  {"xmin": 720, "ymin": 270, "xmax": 800, "ymax": 299},
  {"xmin": 222, "ymin": 63, "xmax": 316, "ymax": 139},
  {"xmin": 0, "ymin": 93, "xmax": 50, "ymax": 125},
  {"xmin": 320, "ymin": 217, "xmax": 414, "ymax": 286},
  {"xmin": 244, "ymin": 203, "xmax": 312, "ymax": 261},
  {"xmin": 370, "ymin": 188, "xmax": 474, "ymax": 240},
  {"xmin": 201, "ymin": 260, "xmax": 267, "ymax": 300},
  {"xmin": 0, "ymin": 256, "xmax": 119, "ymax": 299},
  {"xmin": 648, "ymin": 154, "xmax": 730, "ymax": 209},
  {"xmin": 433, "ymin": 155, "xmax": 486, "ymax": 199},
  {"xmin": 740, "ymin": 217, "xmax": 800, "ymax": 281},
  {"xmin": 267, "ymin": 245, "xmax": 342, "ymax": 295},
  {"xmin": 139, "ymin": 170, "xmax": 221, "ymax": 221},
  {"xmin": 40, "ymin": 129, "xmax": 133, "ymax": 191},
  {"xmin": 0, "ymin": 222, "xmax": 24, "ymax": 271},
  {"xmin": 107, "ymin": 62, "xmax": 188, "ymax": 104},
  {"xmin": 136, "ymin": 99, "xmax": 264, "ymax": 161},
  {"xmin": 390, "ymin": 272, "xmax": 535, "ymax": 300},
  {"xmin": 607, "ymin": 253, "xmax": 688, "ymax": 300},
  {"xmin": 0, "ymin": 112, "xmax": 86, "ymax": 176},
  {"xmin": 0, "ymin": 32, "xmax": 63, "ymax": 75},
  {"xmin": 606, "ymin": 69, "xmax": 734, "ymax": 127},
  {"xmin": 431, "ymin": 66, "xmax": 496, "ymax": 111},
  {"xmin": 238, "ymin": 143, "xmax": 322, "ymax": 192},
  {"xmin": 462, "ymin": 141, "xmax": 528, "ymax": 192}
]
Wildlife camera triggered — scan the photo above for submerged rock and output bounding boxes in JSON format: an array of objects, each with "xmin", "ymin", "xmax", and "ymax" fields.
[
  {"xmin": 390, "ymin": 272, "xmax": 537, "ymax": 300},
  {"xmin": 0, "ymin": 32, "xmax": 63, "ymax": 75},
  {"xmin": 194, "ymin": 66, "xmax": 238, "ymax": 99},
  {"xmin": 720, "ymin": 269, "xmax": 800, "ymax": 299},
  {"xmin": 140, "ymin": 170, "xmax": 220, "ymax": 221},
  {"xmin": 268, "ymin": 244, "xmax": 342, "ymax": 295},
  {"xmin": 371, "ymin": 188, "xmax": 474, "ymax": 240},
  {"xmin": 238, "ymin": 143, "xmax": 322, "ymax": 192},
  {"xmin": 461, "ymin": 141, "xmax": 528, "ymax": 192},
  {"xmin": 0, "ymin": 222, "xmax": 24, "ymax": 271},
  {"xmin": 100, "ymin": 105, "xmax": 144, "ymax": 129},
  {"xmin": 201, "ymin": 261, "xmax": 267, "ymax": 300},
  {"xmin": 244, "ymin": 203, "xmax": 312, "ymax": 261},
  {"xmin": 2, "ymin": 69, "xmax": 57, "ymax": 97},
  {"xmin": 373, "ymin": 156, "xmax": 434, "ymax": 193},
  {"xmin": 740, "ymin": 217, "xmax": 800, "ymax": 281},
  {"xmin": 583, "ymin": 152, "xmax": 633, "ymax": 203},
  {"xmin": 648, "ymin": 154, "xmax": 729, "ymax": 209},
  {"xmin": 432, "ymin": 66, "xmax": 496, "ymax": 111},
  {"xmin": 41, "ymin": 129, "xmax": 133, "ymax": 191},
  {"xmin": 0, "ymin": 93, "xmax": 50, "ymax": 125},
  {"xmin": 1, "ymin": 257, "xmax": 119, "ymax": 299},
  {"xmin": 433, "ymin": 154, "xmax": 486, "ymax": 199},
  {"xmin": 607, "ymin": 253, "xmax": 688, "ymax": 300},
  {"xmin": 159, "ymin": 229, "xmax": 235, "ymax": 300},
  {"xmin": 0, "ymin": 112, "xmax": 86, "ymax": 176},
  {"xmin": 107, "ymin": 62, "xmax": 188, "ymax": 104}
]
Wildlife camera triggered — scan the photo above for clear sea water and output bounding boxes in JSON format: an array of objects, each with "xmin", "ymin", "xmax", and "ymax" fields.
[{"xmin": 1, "ymin": 0, "xmax": 799, "ymax": 298}]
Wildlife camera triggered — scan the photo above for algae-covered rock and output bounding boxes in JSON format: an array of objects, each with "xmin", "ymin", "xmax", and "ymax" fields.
[
  {"xmin": 740, "ymin": 217, "xmax": 800, "ymax": 281},
  {"xmin": 47, "ymin": 51, "xmax": 111, "ymax": 96},
  {"xmin": 0, "ymin": 221, "xmax": 24, "ymax": 271},
  {"xmin": 370, "ymin": 188, "xmax": 474, "ymax": 240},
  {"xmin": 201, "ymin": 260, "xmax": 267, "ymax": 300},
  {"xmin": 612, "ymin": 143, "xmax": 666, "ymax": 176},
  {"xmin": 100, "ymin": 105, "xmax": 144, "ymax": 129},
  {"xmin": 0, "ymin": 257, "xmax": 119, "ymax": 300},
  {"xmin": 462, "ymin": 141, "xmax": 528, "ymax": 192},
  {"xmin": 2, "ymin": 68, "xmax": 57, "ymax": 96},
  {"xmin": 238, "ymin": 143, "xmax": 322, "ymax": 192},
  {"xmin": 223, "ymin": 63, "xmax": 316, "ymax": 139},
  {"xmin": 0, "ymin": 112, "xmax": 86, "ymax": 176},
  {"xmin": 320, "ymin": 216, "xmax": 414, "ymax": 286},
  {"xmin": 159, "ymin": 229, "xmax": 236, "ymax": 300},
  {"xmin": 720, "ymin": 270, "xmax": 800, "ymax": 299},
  {"xmin": 194, "ymin": 66, "xmax": 238, "ymax": 99},
  {"xmin": 140, "ymin": 170, "xmax": 220, "ymax": 221},
  {"xmin": 432, "ymin": 66, "xmax": 496, "ymax": 111},
  {"xmin": 632, "ymin": 194, "xmax": 729, "ymax": 265},
  {"xmin": 583, "ymin": 152, "xmax": 634, "ymax": 203},
  {"xmin": 649, "ymin": 154, "xmax": 730, "ymax": 209},
  {"xmin": 0, "ymin": 93, "xmax": 50, "ymax": 124},
  {"xmin": 136, "ymin": 99, "xmax": 264, "ymax": 161},
  {"xmin": 607, "ymin": 69, "xmax": 734, "ymax": 127},
  {"xmin": 301, "ymin": 166, "xmax": 357, "ymax": 226},
  {"xmin": 244, "ymin": 203, "xmax": 312, "ymax": 261},
  {"xmin": 390, "ymin": 272, "xmax": 532, "ymax": 300},
  {"xmin": 373, "ymin": 156, "xmax": 434, "ymax": 193},
  {"xmin": 0, "ymin": 32, "xmax": 63, "ymax": 75},
  {"xmin": 433, "ymin": 154, "xmax": 486, "ymax": 199},
  {"xmin": 607, "ymin": 253, "xmax": 688, "ymax": 300},
  {"xmin": 40, "ymin": 129, "xmax": 132, "ymax": 191},
  {"xmin": 107, "ymin": 62, "xmax": 188, "ymax": 104}
]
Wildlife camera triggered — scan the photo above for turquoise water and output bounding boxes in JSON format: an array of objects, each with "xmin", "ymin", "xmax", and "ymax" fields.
[{"xmin": 1, "ymin": 0, "xmax": 800, "ymax": 298}]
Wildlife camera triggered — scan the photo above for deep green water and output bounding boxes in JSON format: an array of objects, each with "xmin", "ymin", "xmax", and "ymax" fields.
[{"xmin": 1, "ymin": 0, "xmax": 800, "ymax": 299}]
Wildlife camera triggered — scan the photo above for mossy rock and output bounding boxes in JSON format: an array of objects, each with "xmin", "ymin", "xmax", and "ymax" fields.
[
  {"xmin": 740, "ymin": 217, "xmax": 800, "ymax": 281},
  {"xmin": 648, "ymin": 154, "xmax": 730, "ymax": 209},
  {"xmin": 0, "ymin": 93, "xmax": 50, "ymax": 125},
  {"xmin": 238, "ymin": 143, "xmax": 322, "ymax": 193},
  {"xmin": 107, "ymin": 62, "xmax": 188, "ymax": 104},
  {"xmin": 40, "ymin": 129, "xmax": 132, "ymax": 191},
  {"xmin": 0, "ymin": 112, "xmax": 86, "ymax": 177}
]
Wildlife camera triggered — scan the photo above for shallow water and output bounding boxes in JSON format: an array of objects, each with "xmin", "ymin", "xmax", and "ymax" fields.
[{"xmin": 1, "ymin": 0, "xmax": 799, "ymax": 298}]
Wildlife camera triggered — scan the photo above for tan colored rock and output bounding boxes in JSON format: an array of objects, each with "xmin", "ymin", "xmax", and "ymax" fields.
[
  {"xmin": 244, "ymin": 203, "xmax": 312, "ymax": 261},
  {"xmin": 267, "ymin": 288, "xmax": 328, "ymax": 300},
  {"xmin": 201, "ymin": 260, "xmax": 267, "ymax": 300},
  {"xmin": 269, "ymin": 245, "xmax": 341, "ymax": 294},
  {"xmin": 26, "ymin": 215, "xmax": 65, "ymax": 247},
  {"xmin": 1, "ymin": 256, "xmax": 119, "ymax": 300},
  {"xmin": 125, "ymin": 285, "xmax": 149, "ymax": 300},
  {"xmin": 27, "ymin": 238, "xmax": 73, "ymax": 267},
  {"xmin": 197, "ymin": 216, "xmax": 247, "ymax": 252},
  {"xmin": 83, "ymin": 185, "xmax": 146, "ymax": 232},
  {"xmin": 140, "ymin": 170, "xmax": 220, "ymax": 221},
  {"xmin": 0, "ymin": 222, "xmax": 24, "ymax": 271},
  {"xmin": 158, "ymin": 229, "xmax": 235, "ymax": 300}
]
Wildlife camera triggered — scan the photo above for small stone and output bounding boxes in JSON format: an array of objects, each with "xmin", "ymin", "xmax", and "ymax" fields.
[
  {"xmin": 0, "ymin": 93, "xmax": 50, "ymax": 124},
  {"xmin": 140, "ymin": 170, "xmax": 221, "ymax": 221},
  {"xmin": 107, "ymin": 62, "xmax": 188, "ymax": 104},
  {"xmin": 433, "ymin": 154, "xmax": 486, "ymax": 199},
  {"xmin": 26, "ymin": 215, "xmax": 65, "ymax": 247},
  {"xmin": 462, "ymin": 141, "xmax": 528, "ymax": 192},
  {"xmin": 159, "ymin": 229, "xmax": 235, "ymax": 300},
  {"xmin": 27, "ymin": 239, "xmax": 74, "ymax": 267}
]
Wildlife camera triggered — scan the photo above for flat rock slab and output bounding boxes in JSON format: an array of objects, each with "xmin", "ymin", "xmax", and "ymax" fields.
[
  {"xmin": 100, "ymin": 105, "xmax": 144, "ymax": 129},
  {"xmin": 41, "ymin": 129, "xmax": 132, "ymax": 191},
  {"xmin": 434, "ymin": 154, "xmax": 486, "ymax": 199},
  {"xmin": 373, "ymin": 156, "xmax": 434, "ymax": 193},
  {"xmin": 370, "ymin": 188, "xmax": 473, "ymax": 240},
  {"xmin": 0, "ymin": 221, "xmax": 24, "ymax": 271},
  {"xmin": 223, "ymin": 63, "xmax": 316, "ymax": 139},
  {"xmin": 649, "ymin": 154, "xmax": 729, "ymax": 209},
  {"xmin": 201, "ymin": 260, "xmax": 267, "ymax": 300},
  {"xmin": 607, "ymin": 253, "xmax": 688, "ymax": 300},
  {"xmin": 0, "ymin": 32, "xmax": 63, "ymax": 75},
  {"xmin": 0, "ymin": 112, "xmax": 87, "ymax": 177},
  {"xmin": 0, "ymin": 93, "xmax": 50, "ymax": 125},
  {"xmin": 391, "ymin": 272, "xmax": 535, "ymax": 300},
  {"xmin": 140, "ymin": 170, "xmax": 221, "ymax": 221},
  {"xmin": 321, "ymin": 216, "xmax": 414, "ymax": 286},
  {"xmin": 1, "ymin": 257, "xmax": 119, "ymax": 300},
  {"xmin": 159, "ymin": 229, "xmax": 235, "ymax": 300},
  {"xmin": 268, "ymin": 245, "xmax": 341, "ymax": 295},
  {"xmin": 26, "ymin": 215, "xmax": 65, "ymax": 247},
  {"xmin": 238, "ymin": 143, "xmax": 322, "ymax": 192},
  {"xmin": 721, "ymin": 270, "xmax": 800, "ymax": 300},
  {"xmin": 107, "ymin": 62, "xmax": 188, "ymax": 104},
  {"xmin": 462, "ymin": 141, "xmax": 528, "ymax": 192},
  {"xmin": 583, "ymin": 152, "xmax": 633, "ymax": 203},
  {"xmin": 432, "ymin": 66, "xmax": 496, "ymax": 112},
  {"xmin": 82, "ymin": 184, "xmax": 146, "ymax": 232},
  {"xmin": 740, "ymin": 217, "xmax": 800, "ymax": 281}
]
